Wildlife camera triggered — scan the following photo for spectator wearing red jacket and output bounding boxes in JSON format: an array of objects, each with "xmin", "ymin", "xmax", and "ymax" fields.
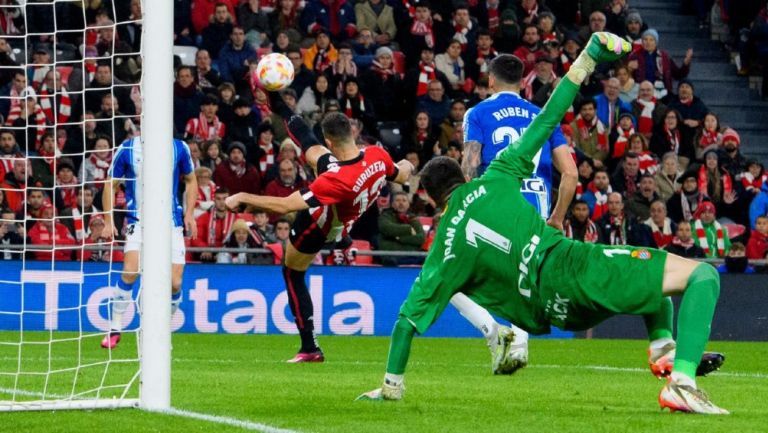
[
  {"xmin": 27, "ymin": 203, "xmax": 77, "ymax": 261},
  {"xmin": 77, "ymin": 216, "xmax": 124, "ymax": 263},
  {"xmin": 0, "ymin": 158, "xmax": 30, "ymax": 214},
  {"xmin": 264, "ymin": 158, "xmax": 305, "ymax": 222},
  {"xmin": 191, "ymin": 188, "xmax": 237, "ymax": 262},
  {"xmin": 213, "ymin": 141, "xmax": 261, "ymax": 195},
  {"xmin": 185, "ymin": 95, "xmax": 227, "ymax": 142},
  {"xmin": 747, "ymin": 215, "xmax": 768, "ymax": 260},
  {"xmin": 191, "ymin": 0, "xmax": 238, "ymax": 35},
  {"xmin": 513, "ymin": 24, "xmax": 546, "ymax": 76}
]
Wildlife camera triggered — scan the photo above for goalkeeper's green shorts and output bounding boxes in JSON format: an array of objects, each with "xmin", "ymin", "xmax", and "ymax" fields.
[{"xmin": 536, "ymin": 240, "xmax": 668, "ymax": 331}]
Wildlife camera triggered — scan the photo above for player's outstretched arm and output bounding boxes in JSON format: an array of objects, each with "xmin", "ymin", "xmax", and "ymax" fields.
[
  {"xmin": 225, "ymin": 191, "xmax": 309, "ymax": 215},
  {"xmin": 499, "ymin": 33, "xmax": 630, "ymax": 166},
  {"xmin": 183, "ymin": 172, "xmax": 198, "ymax": 239},
  {"xmin": 101, "ymin": 178, "xmax": 120, "ymax": 239},
  {"xmin": 549, "ymin": 146, "xmax": 579, "ymax": 230},
  {"xmin": 461, "ymin": 141, "xmax": 482, "ymax": 180}
]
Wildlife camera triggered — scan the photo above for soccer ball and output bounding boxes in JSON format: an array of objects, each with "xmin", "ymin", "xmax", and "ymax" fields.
[{"xmin": 255, "ymin": 53, "xmax": 295, "ymax": 91}]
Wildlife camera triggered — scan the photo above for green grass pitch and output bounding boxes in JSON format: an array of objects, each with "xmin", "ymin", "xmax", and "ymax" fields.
[{"xmin": 1, "ymin": 333, "xmax": 766, "ymax": 433}]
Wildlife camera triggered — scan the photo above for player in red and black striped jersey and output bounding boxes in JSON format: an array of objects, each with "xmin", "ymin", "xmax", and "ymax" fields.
[{"xmin": 226, "ymin": 112, "xmax": 413, "ymax": 362}]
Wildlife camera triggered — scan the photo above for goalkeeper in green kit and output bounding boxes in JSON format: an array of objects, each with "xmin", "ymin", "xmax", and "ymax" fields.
[{"xmin": 358, "ymin": 33, "xmax": 728, "ymax": 415}]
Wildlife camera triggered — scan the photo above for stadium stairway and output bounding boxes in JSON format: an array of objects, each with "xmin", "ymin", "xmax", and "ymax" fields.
[{"xmin": 633, "ymin": 0, "xmax": 768, "ymax": 163}]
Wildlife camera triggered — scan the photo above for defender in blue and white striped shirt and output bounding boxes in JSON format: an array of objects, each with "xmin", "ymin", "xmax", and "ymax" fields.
[{"xmin": 101, "ymin": 136, "xmax": 198, "ymax": 349}]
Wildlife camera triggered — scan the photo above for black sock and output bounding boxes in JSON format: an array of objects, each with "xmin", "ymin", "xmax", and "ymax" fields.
[{"xmin": 282, "ymin": 266, "xmax": 320, "ymax": 353}]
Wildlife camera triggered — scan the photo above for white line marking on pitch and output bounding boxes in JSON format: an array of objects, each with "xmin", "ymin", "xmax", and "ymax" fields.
[
  {"xmin": 157, "ymin": 407, "xmax": 303, "ymax": 433},
  {"xmin": 0, "ymin": 386, "xmax": 303, "ymax": 433}
]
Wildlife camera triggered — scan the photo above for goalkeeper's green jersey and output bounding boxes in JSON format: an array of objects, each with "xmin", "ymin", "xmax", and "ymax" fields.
[{"xmin": 399, "ymin": 80, "xmax": 583, "ymax": 336}]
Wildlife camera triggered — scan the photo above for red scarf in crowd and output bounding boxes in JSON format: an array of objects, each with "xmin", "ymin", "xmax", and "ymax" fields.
[
  {"xmin": 638, "ymin": 151, "xmax": 659, "ymax": 175},
  {"xmin": 523, "ymin": 3, "xmax": 539, "ymax": 21},
  {"xmin": 587, "ymin": 182, "xmax": 612, "ymax": 221},
  {"xmin": 522, "ymin": 69, "xmax": 556, "ymax": 100},
  {"xmin": 560, "ymin": 53, "xmax": 572, "ymax": 72},
  {"xmin": 259, "ymin": 140, "xmax": 275, "ymax": 175},
  {"xmin": 71, "ymin": 207, "xmax": 86, "ymax": 241},
  {"xmin": 680, "ymin": 192, "xmax": 703, "ymax": 222},
  {"xmin": 742, "ymin": 172, "xmax": 768, "ymax": 192},
  {"xmin": 636, "ymin": 97, "xmax": 656, "ymax": 135},
  {"xmin": 664, "ymin": 125, "xmax": 680, "ymax": 154},
  {"xmin": 196, "ymin": 181, "xmax": 216, "ymax": 209},
  {"xmin": 416, "ymin": 61, "xmax": 437, "ymax": 96},
  {"xmin": 671, "ymin": 236, "xmax": 695, "ymax": 249},
  {"xmin": 452, "ymin": 19, "xmax": 473, "ymax": 51},
  {"xmin": 372, "ymin": 60, "xmax": 395, "ymax": 82},
  {"xmin": 611, "ymin": 126, "xmax": 635, "ymax": 158},
  {"xmin": 208, "ymin": 210, "xmax": 236, "ymax": 248},
  {"xmin": 344, "ymin": 95, "xmax": 365, "ymax": 118},
  {"xmin": 5, "ymin": 103, "xmax": 48, "ymax": 149},
  {"xmin": 87, "ymin": 153, "xmax": 112, "ymax": 182},
  {"xmin": 487, "ymin": 5, "xmax": 500, "ymax": 35},
  {"xmin": 410, "ymin": 17, "xmax": 435, "ymax": 49},
  {"xmin": 313, "ymin": 49, "xmax": 332, "ymax": 73},
  {"xmin": 645, "ymin": 217, "xmax": 674, "ymax": 248},
  {"xmin": 698, "ymin": 165, "xmax": 732, "ymax": 199},
  {"xmin": 85, "ymin": 62, "xmax": 97, "ymax": 83},
  {"xmin": 37, "ymin": 147, "xmax": 56, "ymax": 175},
  {"xmin": 30, "ymin": 66, "xmax": 49, "ymax": 90},
  {"xmin": 186, "ymin": 114, "xmax": 224, "ymax": 141},
  {"xmin": 698, "ymin": 128, "xmax": 721, "ymax": 148},
  {"xmin": 694, "ymin": 219, "xmax": 725, "ymax": 257},
  {"xmin": 229, "ymin": 159, "xmax": 246, "ymax": 177},
  {"xmin": 38, "ymin": 84, "xmax": 72, "ymax": 124},
  {"xmin": 607, "ymin": 215, "xmax": 626, "ymax": 245},
  {"xmin": 57, "ymin": 174, "xmax": 79, "ymax": 210},
  {"xmin": 401, "ymin": 0, "xmax": 415, "ymax": 17},
  {"xmin": 576, "ymin": 115, "xmax": 608, "ymax": 153},
  {"xmin": 476, "ymin": 48, "xmax": 498, "ymax": 79},
  {"xmin": 563, "ymin": 218, "xmax": 599, "ymax": 243}
]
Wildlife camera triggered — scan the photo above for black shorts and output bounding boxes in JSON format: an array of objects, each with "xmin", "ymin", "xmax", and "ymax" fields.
[
  {"xmin": 289, "ymin": 210, "xmax": 327, "ymax": 254},
  {"xmin": 289, "ymin": 210, "xmax": 353, "ymax": 255}
]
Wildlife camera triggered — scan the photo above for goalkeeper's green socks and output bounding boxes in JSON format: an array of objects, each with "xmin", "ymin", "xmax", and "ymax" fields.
[
  {"xmin": 644, "ymin": 297, "xmax": 674, "ymax": 343},
  {"xmin": 673, "ymin": 263, "xmax": 720, "ymax": 385}
]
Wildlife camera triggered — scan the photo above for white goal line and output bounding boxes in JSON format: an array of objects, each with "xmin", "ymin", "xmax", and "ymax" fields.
[{"xmin": 0, "ymin": 385, "xmax": 301, "ymax": 433}]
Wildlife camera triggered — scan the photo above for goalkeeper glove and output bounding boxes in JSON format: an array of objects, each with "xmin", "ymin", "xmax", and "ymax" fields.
[{"xmin": 569, "ymin": 32, "xmax": 631, "ymax": 83}]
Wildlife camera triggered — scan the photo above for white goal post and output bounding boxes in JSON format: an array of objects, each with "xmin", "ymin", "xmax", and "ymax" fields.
[
  {"xmin": 139, "ymin": 0, "xmax": 173, "ymax": 411},
  {"xmin": 0, "ymin": 0, "xmax": 172, "ymax": 412}
]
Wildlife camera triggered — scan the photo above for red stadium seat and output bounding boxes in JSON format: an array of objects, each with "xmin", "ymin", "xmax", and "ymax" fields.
[
  {"xmin": 351, "ymin": 239, "xmax": 374, "ymax": 265},
  {"xmin": 265, "ymin": 243, "xmax": 283, "ymax": 264},
  {"xmin": 418, "ymin": 216, "xmax": 433, "ymax": 233},
  {"xmin": 237, "ymin": 213, "xmax": 255, "ymax": 223},
  {"xmin": 392, "ymin": 50, "xmax": 406, "ymax": 77},
  {"xmin": 256, "ymin": 47, "xmax": 272, "ymax": 59}
]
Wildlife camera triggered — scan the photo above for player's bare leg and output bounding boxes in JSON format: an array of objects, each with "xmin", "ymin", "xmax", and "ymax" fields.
[
  {"xmin": 283, "ymin": 242, "xmax": 324, "ymax": 363},
  {"xmin": 102, "ymin": 250, "xmax": 139, "ymax": 349},
  {"xmin": 657, "ymin": 254, "xmax": 728, "ymax": 414}
]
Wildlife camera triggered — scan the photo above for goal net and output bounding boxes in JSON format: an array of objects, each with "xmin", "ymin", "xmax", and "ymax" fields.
[{"xmin": 0, "ymin": 0, "xmax": 170, "ymax": 411}]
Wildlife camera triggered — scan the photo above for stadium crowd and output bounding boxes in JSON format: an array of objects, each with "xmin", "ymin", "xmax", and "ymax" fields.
[{"xmin": 0, "ymin": 0, "xmax": 767, "ymax": 270}]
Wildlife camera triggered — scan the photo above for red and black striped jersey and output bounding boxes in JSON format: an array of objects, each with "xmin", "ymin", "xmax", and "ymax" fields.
[{"xmin": 302, "ymin": 146, "xmax": 398, "ymax": 241}]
